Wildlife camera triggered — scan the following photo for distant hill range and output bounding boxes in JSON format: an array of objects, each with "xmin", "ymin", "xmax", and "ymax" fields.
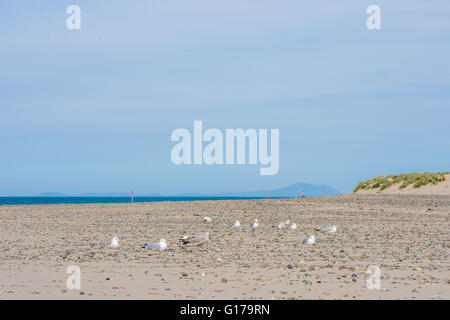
[
  {"xmin": 37, "ymin": 192, "xmax": 163, "ymax": 197},
  {"xmin": 80, "ymin": 192, "xmax": 135, "ymax": 196},
  {"xmin": 37, "ymin": 182, "xmax": 341, "ymax": 198},
  {"xmin": 37, "ymin": 192, "xmax": 69, "ymax": 196},
  {"xmin": 181, "ymin": 182, "xmax": 341, "ymax": 198}
]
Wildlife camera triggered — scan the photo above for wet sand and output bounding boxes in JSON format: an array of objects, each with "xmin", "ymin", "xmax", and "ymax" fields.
[{"xmin": 0, "ymin": 194, "xmax": 449, "ymax": 299}]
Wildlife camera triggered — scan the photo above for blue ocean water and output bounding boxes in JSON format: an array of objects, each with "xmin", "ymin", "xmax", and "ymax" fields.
[{"xmin": 0, "ymin": 196, "xmax": 267, "ymax": 206}]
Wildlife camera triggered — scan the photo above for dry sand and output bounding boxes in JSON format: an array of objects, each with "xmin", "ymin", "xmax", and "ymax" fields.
[{"xmin": 0, "ymin": 194, "xmax": 449, "ymax": 300}]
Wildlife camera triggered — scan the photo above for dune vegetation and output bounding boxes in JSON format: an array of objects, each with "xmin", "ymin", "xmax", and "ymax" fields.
[{"xmin": 353, "ymin": 172, "xmax": 450, "ymax": 192}]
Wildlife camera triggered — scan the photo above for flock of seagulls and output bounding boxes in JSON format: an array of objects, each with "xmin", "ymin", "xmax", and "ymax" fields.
[
  {"xmin": 275, "ymin": 218, "xmax": 301, "ymax": 230},
  {"xmin": 107, "ymin": 215, "xmax": 337, "ymax": 251}
]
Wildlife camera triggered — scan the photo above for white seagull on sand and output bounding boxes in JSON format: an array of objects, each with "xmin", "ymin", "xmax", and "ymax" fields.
[
  {"xmin": 143, "ymin": 239, "xmax": 168, "ymax": 251},
  {"xmin": 231, "ymin": 221, "xmax": 241, "ymax": 228},
  {"xmin": 179, "ymin": 233, "xmax": 210, "ymax": 247},
  {"xmin": 203, "ymin": 216, "xmax": 213, "ymax": 223},
  {"xmin": 320, "ymin": 226, "xmax": 337, "ymax": 233},
  {"xmin": 302, "ymin": 235, "xmax": 316, "ymax": 245},
  {"xmin": 250, "ymin": 218, "xmax": 259, "ymax": 228},
  {"xmin": 288, "ymin": 222, "xmax": 298, "ymax": 230},
  {"xmin": 276, "ymin": 222, "xmax": 286, "ymax": 229},
  {"xmin": 107, "ymin": 237, "xmax": 120, "ymax": 249}
]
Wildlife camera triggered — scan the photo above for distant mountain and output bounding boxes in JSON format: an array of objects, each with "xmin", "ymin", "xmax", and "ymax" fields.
[
  {"xmin": 37, "ymin": 192, "xmax": 68, "ymax": 196},
  {"xmin": 181, "ymin": 182, "xmax": 341, "ymax": 198},
  {"xmin": 36, "ymin": 183, "xmax": 340, "ymax": 198},
  {"xmin": 80, "ymin": 192, "xmax": 132, "ymax": 196},
  {"xmin": 237, "ymin": 182, "xmax": 341, "ymax": 197}
]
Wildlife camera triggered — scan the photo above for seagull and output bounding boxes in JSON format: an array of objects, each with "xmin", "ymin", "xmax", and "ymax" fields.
[
  {"xmin": 288, "ymin": 222, "xmax": 298, "ymax": 229},
  {"xmin": 276, "ymin": 222, "xmax": 286, "ymax": 229},
  {"xmin": 179, "ymin": 232, "xmax": 210, "ymax": 247},
  {"xmin": 108, "ymin": 237, "xmax": 120, "ymax": 249},
  {"xmin": 231, "ymin": 221, "xmax": 241, "ymax": 228},
  {"xmin": 302, "ymin": 235, "xmax": 316, "ymax": 245},
  {"xmin": 203, "ymin": 216, "xmax": 213, "ymax": 223},
  {"xmin": 284, "ymin": 219, "xmax": 290, "ymax": 226},
  {"xmin": 320, "ymin": 226, "xmax": 337, "ymax": 233},
  {"xmin": 143, "ymin": 239, "xmax": 168, "ymax": 251},
  {"xmin": 250, "ymin": 218, "xmax": 259, "ymax": 228}
]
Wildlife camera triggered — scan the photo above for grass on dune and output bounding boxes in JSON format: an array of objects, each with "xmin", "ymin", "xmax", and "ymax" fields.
[{"xmin": 353, "ymin": 172, "xmax": 450, "ymax": 193}]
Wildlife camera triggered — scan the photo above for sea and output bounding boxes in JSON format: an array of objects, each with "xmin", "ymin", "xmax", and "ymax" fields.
[{"xmin": 0, "ymin": 196, "xmax": 269, "ymax": 206}]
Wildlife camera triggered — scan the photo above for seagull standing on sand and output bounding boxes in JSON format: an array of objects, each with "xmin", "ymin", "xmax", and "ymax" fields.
[
  {"xmin": 288, "ymin": 222, "xmax": 298, "ymax": 230},
  {"xmin": 250, "ymin": 218, "xmax": 259, "ymax": 228},
  {"xmin": 302, "ymin": 235, "xmax": 316, "ymax": 245},
  {"xmin": 143, "ymin": 239, "xmax": 168, "ymax": 251},
  {"xmin": 108, "ymin": 237, "xmax": 120, "ymax": 249},
  {"xmin": 203, "ymin": 216, "xmax": 213, "ymax": 223},
  {"xmin": 320, "ymin": 226, "xmax": 337, "ymax": 233},
  {"xmin": 179, "ymin": 233, "xmax": 210, "ymax": 247},
  {"xmin": 231, "ymin": 221, "xmax": 241, "ymax": 228},
  {"xmin": 276, "ymin": 222, "xmax": 286, "ymax": 229},
  {"xmin": 284, "ymin": 219, "xmax": 290, "ymax": 226}
]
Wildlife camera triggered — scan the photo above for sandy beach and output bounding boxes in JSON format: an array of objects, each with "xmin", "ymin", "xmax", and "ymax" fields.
[{"xmin": 0, "ymin": 194, "xmax": 449, "ymax": 300}]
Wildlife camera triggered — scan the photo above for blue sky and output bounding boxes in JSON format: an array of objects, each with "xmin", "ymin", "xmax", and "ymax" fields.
[{"xmin": 0, "ymin": 0, "xmax": 449, "ymax": 195}]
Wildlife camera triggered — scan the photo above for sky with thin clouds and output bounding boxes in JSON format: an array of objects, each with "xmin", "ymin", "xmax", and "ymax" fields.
[{"xmin": 0, "ymin": 0, "xmax": 449, "ymax": 195}]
